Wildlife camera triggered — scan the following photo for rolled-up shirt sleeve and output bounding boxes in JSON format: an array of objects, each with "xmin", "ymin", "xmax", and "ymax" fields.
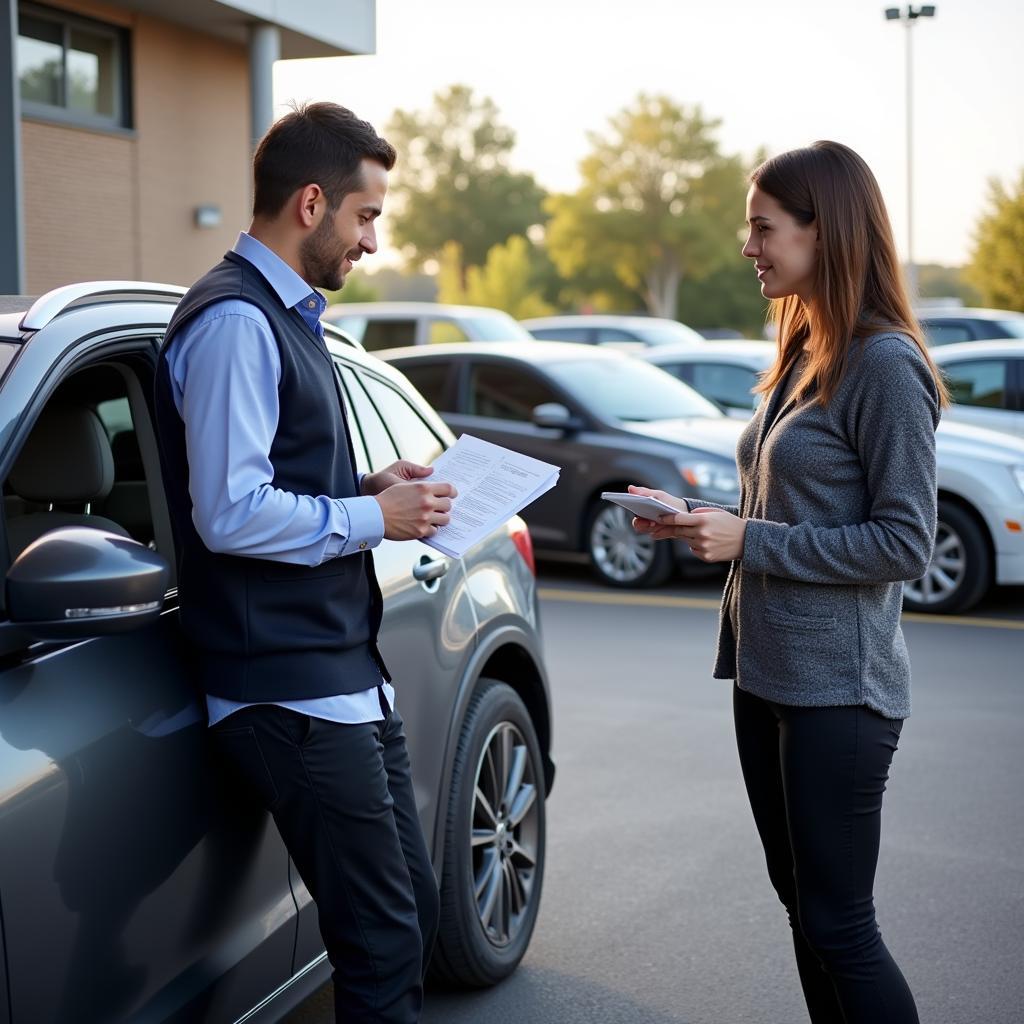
[{"xmin": 166, "ymin": 302, "xmax": 384, "ymax": 565}]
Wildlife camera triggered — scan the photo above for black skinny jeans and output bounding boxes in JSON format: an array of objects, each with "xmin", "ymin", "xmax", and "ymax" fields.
[{"xmin": 733, "ymin": 685, "xmax": 919, "ymax": 1024}]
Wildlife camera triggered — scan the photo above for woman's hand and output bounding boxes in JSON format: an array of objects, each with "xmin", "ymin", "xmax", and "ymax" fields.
[{"xmin": 627, "ymin": 485, "xmax": 746, "ymax": 562}]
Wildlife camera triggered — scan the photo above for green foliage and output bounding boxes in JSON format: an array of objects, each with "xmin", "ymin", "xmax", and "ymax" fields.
[
  {"xmin": 966, "ymin": 170, "xmax": 1024, "ymax": 311},
  {"xmin": 916, "ymin": 264, "xmax": 981, "ymax": 306},
  {"xmin": 321, "ymin": 273, "xmax": 379, "ymax": 306},
  {"xmin": 544, "ymin": 95, "xmax": 749, "ymax": 318},
  {"xmin": 677, "ymin": 253, "xmax": 770, "ymax": 338},
  {"xmin": 385, "ymin": 86, "xmax": 547, "ymax": 269},
  {"xmin": 438, "ymin": 236, "xmax": 555, "ymax": 320}
]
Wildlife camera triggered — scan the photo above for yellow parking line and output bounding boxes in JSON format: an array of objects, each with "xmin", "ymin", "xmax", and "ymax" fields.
[{"xmin": 537, "ymin": 587, "xmax": 1024, "ymax": 630}]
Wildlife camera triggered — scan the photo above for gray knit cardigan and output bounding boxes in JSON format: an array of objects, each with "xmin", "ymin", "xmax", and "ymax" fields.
[{"xmin": 689, "ymin": 332, "xmax": 940, "ymax": 719}]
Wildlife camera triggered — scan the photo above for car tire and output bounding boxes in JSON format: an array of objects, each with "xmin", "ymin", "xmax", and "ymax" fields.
[
  {"xmin": 430, "ymin": 679, "xmax": 546, "ymax": 988},
  {"xmin": 902, "ymin": 500, "xmax": 991, "ymax": 614},
  {"xmin": 585, "ymin": 500, "xmax": 675, "ymax": 588}
]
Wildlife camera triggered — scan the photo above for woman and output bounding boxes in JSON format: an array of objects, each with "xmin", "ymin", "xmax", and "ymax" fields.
[{"xmin": 630, "ymin": 140, "xmax": 946, "ymax": 1023}]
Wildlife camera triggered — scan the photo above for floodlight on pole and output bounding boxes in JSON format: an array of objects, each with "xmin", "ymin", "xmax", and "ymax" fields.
[{"xmin": 884, "ymin": 5, "xmax": 936, "ymax": 298}]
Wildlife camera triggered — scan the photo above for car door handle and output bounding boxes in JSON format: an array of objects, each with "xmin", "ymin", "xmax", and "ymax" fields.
[{"xmin": 412, "ymin": 556, "xmax": 449, "ymax": 583}]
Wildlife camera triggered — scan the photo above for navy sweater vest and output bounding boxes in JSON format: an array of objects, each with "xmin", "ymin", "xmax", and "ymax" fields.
[{"xmin": 153, "ymin": 251, "xmax": 389, "ymax": 701}]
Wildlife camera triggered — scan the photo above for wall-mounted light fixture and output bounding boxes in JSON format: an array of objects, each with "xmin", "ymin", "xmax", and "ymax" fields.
[{"xmin": 193, "ymin": 204, "xmax": 223, "ymax": 229}]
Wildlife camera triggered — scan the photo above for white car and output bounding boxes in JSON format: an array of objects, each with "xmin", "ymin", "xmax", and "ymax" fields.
[
  {"xmin": 643, "ymin": 341, "xmax": 1024, "ymax": 615},
  {"xmin": 323, "ymin": 301, "xmax": 532, "ymax": 351},
  {"xmin": 930, "ymin": 340, "xmax": 1024, "ymax": 439},
  {"xmin": 520, "ymin": 314, "xmax": 706, "ymax": 351}
]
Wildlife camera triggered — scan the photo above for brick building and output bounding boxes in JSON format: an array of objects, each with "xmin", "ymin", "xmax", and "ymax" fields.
[{"xmin": 1, "ymin": 0, "xmax": 376, "ymax": 293}]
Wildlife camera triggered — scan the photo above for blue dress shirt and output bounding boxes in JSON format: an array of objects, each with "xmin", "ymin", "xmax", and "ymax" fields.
[{"xmin": 165, "ymin": 232, "xmax": 394, "ymax": 726}]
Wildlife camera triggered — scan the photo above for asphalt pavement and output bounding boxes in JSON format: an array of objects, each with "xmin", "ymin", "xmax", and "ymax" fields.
[{"xmin": 286, "ymin": 565, "xmax": 1024, "ymax": 1024}]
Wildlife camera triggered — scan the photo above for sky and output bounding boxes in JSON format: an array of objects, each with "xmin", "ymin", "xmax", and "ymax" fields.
[{"xmin": 274, "ymin": 0, "xmax": 1024, "ymax": 269}]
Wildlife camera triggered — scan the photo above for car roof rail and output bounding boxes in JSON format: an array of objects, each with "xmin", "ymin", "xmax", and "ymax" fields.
[{"xmin": 20, "ymin": 281, "xmax": 187, "ymax": 331}]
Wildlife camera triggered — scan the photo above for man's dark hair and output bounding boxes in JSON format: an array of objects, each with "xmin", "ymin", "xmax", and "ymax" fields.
[{"xmin": 252, "ymin": 102, "xmax": 396, "ymax": 218}]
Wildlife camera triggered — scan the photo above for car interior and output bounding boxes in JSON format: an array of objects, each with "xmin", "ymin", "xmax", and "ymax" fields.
[{"xmin": 1, "ymin": 358, "xmax": 175, "ymax": 582}]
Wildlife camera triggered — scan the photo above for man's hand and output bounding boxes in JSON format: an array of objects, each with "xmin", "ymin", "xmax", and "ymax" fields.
[
  {"xmin": 361, "ymin": 460, "xmax": 435, "ymax": 497},
  {"xmin": 627, "ymin": 484, "xmax": 746, "ymax": 562},
  {"xmin": 374, "ymin": 479, "xmax": 458, "ymax": 541}
]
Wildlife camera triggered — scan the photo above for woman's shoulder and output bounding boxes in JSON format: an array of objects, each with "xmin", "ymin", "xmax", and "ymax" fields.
[{"xmin": 852, "ymin": 329, "xmax": 929, "ymax": 378}]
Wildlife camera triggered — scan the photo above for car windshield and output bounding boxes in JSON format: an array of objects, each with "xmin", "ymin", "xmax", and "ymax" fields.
[
  {"xmin": 545, "ymin": 357, "xmax": 722, "ymax": 421},
  {"xmin": 463, "ymin": 313, "xmax": 533, "ymax": 341},
  {"xmin": 0, "ymin": 342, "xmax": 16, "ymax": 382},
  {"xmin": 995, "ymin": 319, "xmax": 1024, "ymax": 339},
  {"xmin": 631, "ymin": 322, "xmax": 705, "ymax": 346}
]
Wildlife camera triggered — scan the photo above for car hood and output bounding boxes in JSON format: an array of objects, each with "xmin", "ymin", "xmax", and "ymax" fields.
[
  {"xmin": 619, "ymin": 417, "xmax": 746, "ymax": 459},
  {"xmin": 936, "ymin": 420, "xmax": 1024, "ymax": 464}
]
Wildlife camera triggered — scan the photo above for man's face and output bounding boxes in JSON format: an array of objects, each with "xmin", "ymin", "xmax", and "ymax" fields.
[{"xmin": 300, "ymin": 158, "xmax": 388, "ymax": 291}]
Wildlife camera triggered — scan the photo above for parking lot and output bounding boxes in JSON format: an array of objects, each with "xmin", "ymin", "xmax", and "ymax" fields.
[{"xmin": 288, "ymin": 563, "xmax": 1024, "ymax": 1024}]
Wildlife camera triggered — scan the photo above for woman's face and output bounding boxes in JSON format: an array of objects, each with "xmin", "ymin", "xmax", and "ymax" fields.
[{"xmin": 742, "ymin": 184, "xmax": 818, "ymax": 304}]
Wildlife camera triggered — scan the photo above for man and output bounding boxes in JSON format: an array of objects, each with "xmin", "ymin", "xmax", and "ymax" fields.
[{"xmin": 153, "ymin": 103, "xmax": 453, "ymax": 1023}]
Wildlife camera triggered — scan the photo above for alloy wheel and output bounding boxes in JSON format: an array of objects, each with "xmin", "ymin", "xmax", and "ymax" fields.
[
  {"xmin": 589, "ymin": 504, "xmax": 658, "ymax": 584},
  {"xmin": 470, "ymin": 722, "xmax": 540, "ymax": 947},
  {"xmin": 903, "ymin": 521, "xmax": 967, "ymax": 606}
]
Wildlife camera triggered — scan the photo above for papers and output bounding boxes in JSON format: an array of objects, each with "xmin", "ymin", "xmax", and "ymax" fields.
[{"xmin": 424, "ymin": 435, "xmax": 560, "ymax": 558}]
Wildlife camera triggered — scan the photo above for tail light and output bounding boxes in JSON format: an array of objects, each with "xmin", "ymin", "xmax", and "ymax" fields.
[{"xmin": 508, "ymin": 516, "xmax": 535, "ymax": 576}]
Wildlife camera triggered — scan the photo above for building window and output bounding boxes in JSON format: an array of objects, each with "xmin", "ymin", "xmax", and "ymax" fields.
[{"xmin": 17, "ymin": 3, "xmax": 131, "ymax": 130}]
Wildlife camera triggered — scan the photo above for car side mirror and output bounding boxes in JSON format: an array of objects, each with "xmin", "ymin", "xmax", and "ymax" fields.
[
  {"xmin": 4, "ymin": 526, "xmax": 169, "ymax": 643},
  {"xmin": 532, "ymin": 402, "xmax": 583, "ymax": 432}
]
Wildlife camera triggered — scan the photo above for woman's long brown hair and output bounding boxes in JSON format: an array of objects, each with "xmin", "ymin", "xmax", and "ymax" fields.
[{"xmin": 751, "ymin": 141, "xmax": 949, "ymax": 408}]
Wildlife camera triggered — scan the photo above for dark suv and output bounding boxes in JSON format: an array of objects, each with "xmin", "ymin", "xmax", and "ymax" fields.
[{"xmin": 0, "ymin": 283, "xmax": 553, "ymax": 1024}]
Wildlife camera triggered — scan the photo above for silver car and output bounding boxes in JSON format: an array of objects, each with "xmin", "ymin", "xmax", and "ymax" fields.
[
  {"xmin": 323, "ymin": 301, "xmax": 533, "ymax": 351},
  {"xmin": 930, "ymin": 339, "xmax": 1024, "ymax": 439},
  {"xmin": 643, "ymin": 341, "xmax": 1024, "ymax": 614},
  {"xmin": 0, "ymin": 283, "xmax": 553, "ymax": 1022}
]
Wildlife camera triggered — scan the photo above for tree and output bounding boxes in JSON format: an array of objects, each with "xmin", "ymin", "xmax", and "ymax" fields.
[
  {"xmin": 545, "ymin": 95, "xmax": 749, "ymax": 318},
  {"xmin": 966, "ymin": 171, "xmax": 1024, "ymax": 311},
  {"xmin": 321, "ymin": 273, "xmax": 379, "ymax": 306},
  {"xmin": 917, "ymin": 264, "xmax": 981, "ymax": 306},
  {"xmin": 385, "ymin": 86, "xmax": 547, "ymax": 270},
  {"xmin": 438, "ymin": 236, "xmax": 554, "ymax": 320}
]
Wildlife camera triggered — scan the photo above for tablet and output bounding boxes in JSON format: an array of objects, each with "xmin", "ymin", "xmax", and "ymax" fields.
[{"xmin": 601, "ymin": 491, "xmax": 681, "ymax": 519}]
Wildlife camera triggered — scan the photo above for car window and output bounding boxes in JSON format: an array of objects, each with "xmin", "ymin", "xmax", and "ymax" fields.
[
  {"xmin": 331, "ymin": 315, "xmax": 367, "ymax": 342},
  {"xmin": 361, "ymin": 374, "xmax": 444, "ymax": 465},
  {"xmin": 594, "ymin": 328, "xmax": 644, "ymax": 349},
  {"xmin": 336, "ymin": 364, "xmax": 398, "ymax": 471},
  {"xmin": 943, "ymin": 359, "xmax": 1008, "ymax": 409},
  {"xmin": 460, "ymin": 312, "xmax": 532, "ymax": 341},
  {"xmin": 361, "ymin": 319, "xmax": 418, "ymax": 352},
  {"xmin": 690, "ymin": 363, "xmax": 759, "ymax": 411},
  {"xmin": 1, "ymin": 357, "xmax": 166, "ymax": 602},
  {"xmin": 468, "ymin": 363, "xmax": 561, "ymax": 421},
  {"xmin": 428, "ymin": 319, "xmax": 469, "ymax": 345},
  {"xmin": 529, "ymin": 326, "xmax": 591, "ymax": 343},
  {"xmin": 545, "ymin": 357, "xmax": 722, "ymax": 421},
  {"xmin": 994, "ymin": 320, "xmax": 1024, "ymax": 339},
  {"xmin": 922, "ymin": 321, "xmax": 973, "ymax": 346},
  {"xmin": 398, "ymin": 361, "xmax": 451, "ymax": 411}
]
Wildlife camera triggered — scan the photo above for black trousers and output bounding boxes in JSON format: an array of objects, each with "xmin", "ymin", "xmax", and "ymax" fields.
[
  {"xmin": 733, "ymin": 685, "xmax": 919, "ymax": 1024},
  {"xmin": 211, "ymin": 701, "xmax": 439, "ymax": 1023}
]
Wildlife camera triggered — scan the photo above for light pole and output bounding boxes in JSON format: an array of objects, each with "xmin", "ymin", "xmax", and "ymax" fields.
[{"xmin": 885, "ymin": 5, "xmax": 936, "ymax": 299}]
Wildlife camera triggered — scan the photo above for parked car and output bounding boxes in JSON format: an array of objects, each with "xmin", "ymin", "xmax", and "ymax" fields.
[
  {"xmin": 916, "ymin": 307, "xmax": 1024, "ymax": 346},
  {"xmin": 0, "ymin": 283, "xmax": 553, "ymax": 1022},
  {"xmin": 520, "ymin": 314, "xmax": 705, "ymax": 351},
  {"xmin": 642, "ymin": 341, "xmax": 1024, "ymax": 614},
  {"xmin": 323, "ymin": 301, "xmax": 533, "ymax": 350},
  {"xmin": 378, "ymin": 341, "xmax": 744, "ymax": 588},
  {"xmin": 929, "ymin": 340, "xmax": 1024, "ymax": 438}
]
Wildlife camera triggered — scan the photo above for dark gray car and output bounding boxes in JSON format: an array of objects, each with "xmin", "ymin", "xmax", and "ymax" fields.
[
  {"xmin": 379, "ymin": 342, "xmax": 745, "ymax": 588},
  {"xmin": 0, "ymin": 284, "xmax": 553, "ymax": 1023}
]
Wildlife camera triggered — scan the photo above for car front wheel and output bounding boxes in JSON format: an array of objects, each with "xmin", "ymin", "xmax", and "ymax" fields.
[
  {"xmin": 903, "ymin": 500, "xmax": 991, "ymax": 614},
  {"xmin": 431, "ymin": 679, "xmax": 546, "ymax": 988},
  {"xmin": 586, "ymin": 500, "xmax": 674, "ymax": 588}
]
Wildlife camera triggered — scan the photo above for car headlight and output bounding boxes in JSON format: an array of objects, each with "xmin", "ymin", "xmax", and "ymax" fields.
[
  {"xmin": 678, "ymin": 461, "xmax": 739, "ymax": 494},
  {"xmin": 1012, "ymin": 465, "xmax": 1024, "ymax": 497}
]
